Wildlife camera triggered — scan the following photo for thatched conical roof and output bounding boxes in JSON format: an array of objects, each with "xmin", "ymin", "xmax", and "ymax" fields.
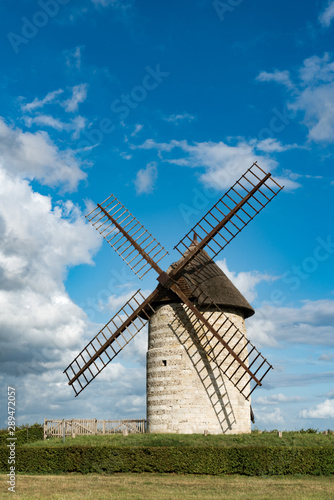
[{"xmin": 152, "ymin": 243, "xmax": 255, "ymax": 319}]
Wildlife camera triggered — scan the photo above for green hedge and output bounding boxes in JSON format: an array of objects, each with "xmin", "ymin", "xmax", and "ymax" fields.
[
  {"xmin": 0, "ymin": 425, "xmax": 43, "ymax": 447},
  {"xmin": 0, "ymin": 446, "xmax": 333, "ymax": 475}
]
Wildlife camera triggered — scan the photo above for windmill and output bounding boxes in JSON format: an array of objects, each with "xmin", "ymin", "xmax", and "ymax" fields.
[{"xmin": 64, "ymin": 162, "xmax": 283, "ymax": 434}]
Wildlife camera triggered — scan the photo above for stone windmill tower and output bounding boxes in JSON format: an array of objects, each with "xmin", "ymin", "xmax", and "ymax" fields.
[
  {"xmin": 64, "ymin": 163, "xmax": 283, "ymax": 434},
  {"xmin": 147, "ymin": 243, "xmax": 255, "ymax": 434}
]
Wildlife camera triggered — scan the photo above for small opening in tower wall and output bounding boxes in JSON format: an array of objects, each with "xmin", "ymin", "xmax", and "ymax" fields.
[{"xmin": 161, "ymin": 360, "xmax": 167, "ymax": 366}]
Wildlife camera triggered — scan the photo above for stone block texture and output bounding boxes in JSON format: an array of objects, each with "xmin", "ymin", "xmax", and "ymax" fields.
[{"xmin": 147, "ymin": 303, "xmax": 251, "ymax": 434}]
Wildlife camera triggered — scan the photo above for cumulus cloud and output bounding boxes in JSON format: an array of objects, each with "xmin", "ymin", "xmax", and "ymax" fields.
[
  {"xmin": 0, "ymin": 168, "xmax": 101, "ymax": 383},
  {"xmin": 247, "ymin": 299, "xmax": 334, "ymax": 348},
  {"xmin": 21, "ymin": 85, "xmax": 88, "ymax": 116},
  {"xmin": 164, "ymin": 113, "xmax": 195, "ymax": 124},
  {"xmin": 23, "ymin": 114, "xmax": 87, "ymax": 139},
  {"xmin": 134, "ymin": 161, "xmax": 158, "ymax": 194},
  {"xmin": 256, "ymin": 70, "xmax": 294, "ymax": 90},
  {"xmin": 0, "ymin": 117, "xmax": 86, "ymax": 191},
  {"xmin": 319, "ymin": 353, "xmax": 333, "ymax": 361},
  {"xmin": 257, "ymin": 53, "xmax": 334, "ymax": 143},
  {"xmin": 65, "ymin": 46, "xmax": 84, "ymax": 70},
  {"xmin": 216, "ymin": 258, "xmax": 278, "ymax": 302},
  {"xmin": 326, "ymin": 388, "xmax": 334, "ymax": 398},
  {"xmin": 300, "ymin": 399, "xmax": 334, "ymax": 418},
  {"xmin": 102, "ymin": 289, "xmax": 141, "ymax": 311},
  {"xmin": 24, "ymin": 114, "xmax": 65, "ymax": 131},
  {"xmin": 21, "ymin": 89, "xmax": 64, "ymax": 113},
  {"xmin": 62, "ymin": 84, "xmax": 88, "ymax": 113},
  {"xmin": 91, "ymin": 0, "xmax": 133, "ymax": 10},
  {"xmin": 266, "ymin": 371, "xmax": 334, "ymax": 390},
  {"xmin": 13, "ymin": 360, "xmax": 146, "ymax": 423},
  {"xmin": 319, "ymin": 1, "xmax": 334, "ymax": 27},
  {"xmin": 255, "ymin": 393, "xmax": 303, "ymax": 405},
  {"xmin": 134, "ymin": 138, "xmax": 299, "ymax": 190},
  {"xmin": 212, "ymin": 263, "xmax": 333, "ymax": 352},
  {"xmin": 131, "ymin": 124, "xmax": 143, "ymax": 137},
  {"xmin": 249, "ymin": 137, "xmax": 298, "ymax": 153},
  {"xmin": 254, "ymin": 407, "xmax": 284, "ymax": 425}
]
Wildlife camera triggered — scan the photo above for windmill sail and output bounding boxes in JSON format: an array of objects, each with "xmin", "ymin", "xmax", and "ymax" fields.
[
  {"xmin": 65, "ymin": 162, "xmax": 282, "ymax": 399},
  {"xmin": 86, "ymin": 194, "xmax": 168, "ymax": 279},
  {"xmin": 170, "ymin": 284, "xmax": 272, "ymax": 400},
  {"xmin": 64, "ymin": 290, "xmax": 157, "ymax": 396},
  {"xmin": 173, "ymin": 163, "xmax": 283, "ymax": 269}
]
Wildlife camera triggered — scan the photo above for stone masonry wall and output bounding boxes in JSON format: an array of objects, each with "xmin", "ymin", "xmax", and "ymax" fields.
[{"xmin": 147, "ymin": 303, "xmax": 251, "ymax": 434}]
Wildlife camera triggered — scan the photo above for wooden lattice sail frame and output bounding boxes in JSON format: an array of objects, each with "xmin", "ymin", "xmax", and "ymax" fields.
[{"xmin": 64, "ymin": 162, "xmax": 283, "ymax": 398}]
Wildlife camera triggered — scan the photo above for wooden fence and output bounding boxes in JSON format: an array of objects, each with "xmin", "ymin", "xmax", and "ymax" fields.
[{"xmin": 44, "ymin": 418, "xmax": 146, "ymax": 439}]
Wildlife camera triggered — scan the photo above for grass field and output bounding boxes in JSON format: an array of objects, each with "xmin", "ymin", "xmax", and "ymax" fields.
[
  {"xmin": 1, "ymin": 473, "xmax": 334, "ymax": 499},
  {"xmin": 25, "ymin": 430, "xmax": 334, "ymax": 448}
]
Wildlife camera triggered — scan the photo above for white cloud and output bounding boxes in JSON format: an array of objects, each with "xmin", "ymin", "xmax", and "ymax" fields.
[
  {"xmin": 266, "ymin": 371, "xmax": 334, "ymax": 390},
  {"xmin": 70, "ymin": 115, "xmax": 88, "ymax": 139},
  {"xmin": 134, "ymin": 161, "xmax": 158, "ymax": 195},
  {"xmin": 326, "ymin": 388, "xmax": 334, "ymax": 398},
  {"xmin": 102, "ymin": 289, "xmax": 138, "ymax": 311},
  {"xmin": 290, "ymin": 83, "xmax": 334, "ymax": 142},
  {"xmin": 7, "ymin": 359, "xmax": 146, "ymax": 424},
  {"xmin": 254, "ymin": 407, "xmax": 284, "ymax": 425},
  {"xmin": 298, "ymin": 53, "xmax": 334, "ymax": 84},
  {"xmin": 62, "ymin": 84, "xmax": 88, "ymax": 113},
  {"xmin": 255, "ymin": 393, "xmax": 303, "ymax": 405},
  {"xmin": 21, "ymin": 85, "xmax": 88, "ymax": 115},
  {"xmin": 319, "ymin": 353, "xmax": 333, "ymax": 361},
  {"xmin": 175, "ymin": 262, "xmax": 334, "ymax": 352},
  {"xmin": 91, "ymin": 0, "xmax": 133, "ymax": 13},
  {"xmin": 135, "ymin": 138, "xmax": 299, "ymax": 190},
  {"xmin": 0, "ymin": 117, "xmax": 86, "ymax": 192},
  {"xmin": 250, "ymin": 137, "xmax": 298, "ymax": 153},
  {"xmin": 258, "ymin": 53, "xmax": 334, "ymax": 143},
  {"xmin": 24, "ymin": 114, "xmax": 65, "ymax": 131},
  {"xmin": 92, "ymin": 0, "xmax": 119, "ymax": 5},
  {"xmin": 0, "ymin": 168, "xmax": 101, "ymax": 381},
  {"xmin": 300, "ymin": 399, "xmax": 334, "ymax": 418},
  {"xmin": 164, "ymin": 113, "xmax": 195, "ymax": 124},
  {"xmin": 319, "ymin": 1, "xmax": 334, "ymax": 27},
  {"xmin": 256, "ymin": 70, "xmax": 294, "ymax": 90},
  {"xmin": 247, "ymin": 299, "xmax": 334, "ymax": 348},
  {"xmin": 23, "ymin": 114, "xmax": 87, "ymax": 140},
  {"xmin": 135, "ymin": 138, "xmax": 178, "ymax": 154},
  {"xmin": 120, "ymin": 152, "xmax": 132, "ymax": 160},
  {"xmin": 66, "ymin": 46, "xmax": 84, "ymax": 70},
  {"xmin": 21, "ymin": 89, "xmax": 64, "ymax": 113},
  {"xmin": 216, "ymin": 258, "xmax": 277, "ymax": 302},
  {"xmin": 131, "ymin": 124, "xmax": 143, "ymax": 137},
  {"xmin": 20, "ymin": 86, "xmax": 88, "ymax": 140}
]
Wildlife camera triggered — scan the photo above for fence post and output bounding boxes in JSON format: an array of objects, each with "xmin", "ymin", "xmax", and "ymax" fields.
[
  {"xmin": 103, "ymin": 420, "xmax": 105, "ymax": 435},
  {"xmin": 62, "ymin": 420, "xmax": 65, "ymax": 443},
  {"xmin": 44, "ymin": 418, "xmax": 47, "ymax": 440}
]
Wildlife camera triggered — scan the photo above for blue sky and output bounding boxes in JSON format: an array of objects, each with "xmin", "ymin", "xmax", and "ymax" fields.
[{"xmin": 0, "ymin": 0, "xmax": 333, "ymax": 431}]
